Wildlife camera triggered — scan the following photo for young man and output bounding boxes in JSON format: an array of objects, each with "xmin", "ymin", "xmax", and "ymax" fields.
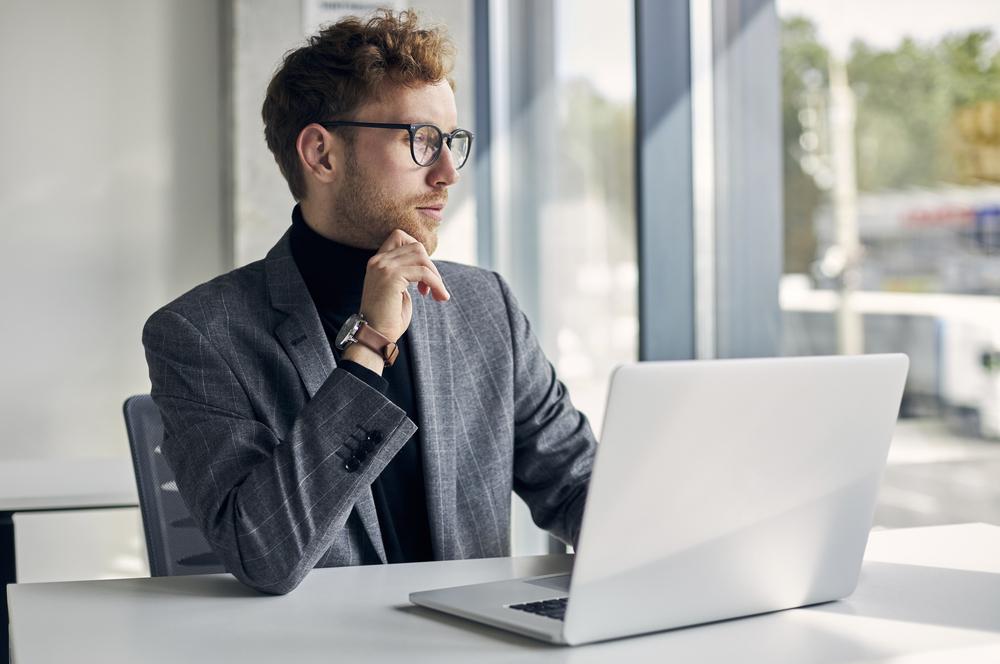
[{"xmin": 143, "ymin": 10, "xmax": 596, "ymax": 595}]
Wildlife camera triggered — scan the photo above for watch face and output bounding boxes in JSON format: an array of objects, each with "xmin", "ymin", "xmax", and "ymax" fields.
[{"xmin": 336, "ymin": 314, "xmax": 363, "ymax": 350}]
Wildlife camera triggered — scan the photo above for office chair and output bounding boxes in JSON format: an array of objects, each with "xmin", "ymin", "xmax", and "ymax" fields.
[{"xmin": 123, "ymin": 395, "xmax": 224, "ymax": 577}]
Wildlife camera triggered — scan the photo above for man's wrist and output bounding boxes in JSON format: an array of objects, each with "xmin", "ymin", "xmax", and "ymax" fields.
[{"xmin": 342, "ymin": 343, "xmax": 385, "ymax": 376}]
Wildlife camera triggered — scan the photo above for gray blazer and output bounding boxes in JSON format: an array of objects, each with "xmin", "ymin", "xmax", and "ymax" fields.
[{"xmin": 142, "ymin": 229, "xmax": 597, "ymax": 594}]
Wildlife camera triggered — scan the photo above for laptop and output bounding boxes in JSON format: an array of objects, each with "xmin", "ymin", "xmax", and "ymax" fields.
[{"xmin": 409, "ymin": 354, "xmax": 909, "ymax": 646}]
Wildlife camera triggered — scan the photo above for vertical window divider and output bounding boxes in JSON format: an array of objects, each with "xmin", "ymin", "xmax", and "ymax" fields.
[
  {"xmin": 691, "ymin": 0, "xmax": 718, "ymax": 360},
  {"xmin": 711, "ymin": 0, "xmax": 783, "ymax": 359},
  {"xmin": 635, "ymin": 0, "xmax": 696, "ymax": 361}
]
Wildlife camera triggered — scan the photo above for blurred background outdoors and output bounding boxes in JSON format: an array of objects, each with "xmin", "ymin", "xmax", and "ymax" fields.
[
  {"xmin": 0, "ymin": 0, "xmax": 996, "ymax": 584},
  {"xmin": 777, "ymin": 0, "xmax": 1000, "ymax": 527}
]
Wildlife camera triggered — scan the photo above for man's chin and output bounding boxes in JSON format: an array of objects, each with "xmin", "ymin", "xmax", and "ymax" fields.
[
  {"xmin": 397, "ymin": 218, "xmax": 439, "ymax": 255},
  {"xmin": 419, "ymin": 231, "xmax": 439, "ymax": 256}
]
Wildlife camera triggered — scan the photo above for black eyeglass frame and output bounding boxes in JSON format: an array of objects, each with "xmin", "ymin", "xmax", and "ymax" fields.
[{"xmin": 318, "ymin": 120, "xmax": 474, "ymax": 169}]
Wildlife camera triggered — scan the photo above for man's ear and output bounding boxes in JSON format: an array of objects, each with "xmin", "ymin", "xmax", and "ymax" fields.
[{"xmin": 296, "ymin": 124, "xmax": 340, "ymax": 187}]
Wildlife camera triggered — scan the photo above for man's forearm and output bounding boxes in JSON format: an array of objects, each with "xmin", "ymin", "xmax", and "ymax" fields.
[{"xmin": 152, "ymin": 362, "xmax": 414, "ymax": 594}]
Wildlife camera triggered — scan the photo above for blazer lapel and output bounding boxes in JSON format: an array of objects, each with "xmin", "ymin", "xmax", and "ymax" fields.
[
  {"xmin": 264, "ymin": 230, "xmax": 387, "ymax": 564},
  {"xmin": 265, "ymin": 231, "xmax": 335, "ymax": 399},
  {"xmin": 408, "ymin": 282, "xmax": 459, "ymax": 560}
]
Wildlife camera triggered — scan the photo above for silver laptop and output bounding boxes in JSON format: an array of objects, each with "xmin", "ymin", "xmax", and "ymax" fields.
[{"xmin": 409, "ymin": 354, "xmax": 909, "ymax": 646}]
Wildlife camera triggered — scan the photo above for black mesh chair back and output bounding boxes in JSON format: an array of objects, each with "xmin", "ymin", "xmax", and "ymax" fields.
[{"xmin": 123, "ymin": 394, "xmax": 224, "ymax": 577}]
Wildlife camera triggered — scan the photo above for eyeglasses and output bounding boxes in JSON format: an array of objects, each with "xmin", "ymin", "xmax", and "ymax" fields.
[{"xmin": 319, "ymin": 121, "xmax": 474, "ymax": 169}]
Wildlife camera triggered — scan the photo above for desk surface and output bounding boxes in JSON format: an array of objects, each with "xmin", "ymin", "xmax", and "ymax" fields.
[
  {"xmin": 8, "ymin": 524, "xmax": 1000, "ymax": 663},
  {"xmin": 0, "ymin": 458, "xmax": 138, "ymax": 512}
]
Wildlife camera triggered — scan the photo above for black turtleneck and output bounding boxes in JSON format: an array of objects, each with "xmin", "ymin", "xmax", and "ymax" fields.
[{"xmin": 289, "ymin": 205, "xmax": 434, "ymax": 564}]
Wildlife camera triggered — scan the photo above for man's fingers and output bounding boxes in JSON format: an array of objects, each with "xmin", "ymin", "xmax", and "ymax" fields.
[
  {"xmin": 379, "ymin": 246, "xmax": 443, "ymax": 279},
  {"xmin": 368, "ymin": 248, "xmax": 445, "ymax": 294},
  {"xmin": 399, "ymin": 266, "xmax": 450, "ymax": 301},
  {"xmin": 374, "ymin": 232, "xmax": 444, "ymax": 278},
  {"xmin": 370, "ymin": 229, "xmax": 449, "ymax": 301},
  {"xmin": 377, "ymin": 228, "xmax": 420, "ymax": 254}
]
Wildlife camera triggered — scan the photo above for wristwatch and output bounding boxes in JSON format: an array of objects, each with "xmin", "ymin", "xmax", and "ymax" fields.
[{"xmin": 335, "ymin": 313, "xmax": 399, "ymax": 367}]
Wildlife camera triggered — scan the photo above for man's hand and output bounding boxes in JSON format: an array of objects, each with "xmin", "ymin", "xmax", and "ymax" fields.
[{"xmin": 359, "ymin": 229, "xmax": 450, "ymax": 344}]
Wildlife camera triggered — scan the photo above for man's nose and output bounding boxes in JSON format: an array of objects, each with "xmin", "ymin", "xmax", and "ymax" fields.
[{"xmin": 429, "ymin": 143, "xmax": 460, "ymax": 187}]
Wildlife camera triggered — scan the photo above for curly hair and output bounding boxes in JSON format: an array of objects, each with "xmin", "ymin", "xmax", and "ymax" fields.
[{"xmin": 262, "ymin": 9, "xmax": 456, "ymax": 200}]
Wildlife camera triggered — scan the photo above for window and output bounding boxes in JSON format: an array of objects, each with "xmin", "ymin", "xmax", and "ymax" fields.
[
  {"xmin": 492, "ymin": 0, "xmax": 638, "ymax": 553},
  {"xmin": 778, "ymin": 0, "xmax": 1000, "ymax": 527}
]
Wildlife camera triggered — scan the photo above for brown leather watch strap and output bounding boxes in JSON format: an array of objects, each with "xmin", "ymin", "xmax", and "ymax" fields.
[{"xmin": 353, "ymin": 321, "xmax": 399, "ymax": 367}]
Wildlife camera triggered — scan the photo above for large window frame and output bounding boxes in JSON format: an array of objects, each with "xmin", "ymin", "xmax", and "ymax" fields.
[
  {"xmin": 636, "ymin": 0, "xmax": 782, "ymax": 361},
  {"xmin": 476, "ymin": 0, "xmax": 783, "ymax": 555}
]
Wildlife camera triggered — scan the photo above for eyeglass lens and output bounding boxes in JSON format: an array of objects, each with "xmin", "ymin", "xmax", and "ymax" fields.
[{"xmin": 413, "ymin": 125, "xmax": 471, "ymax": 168}]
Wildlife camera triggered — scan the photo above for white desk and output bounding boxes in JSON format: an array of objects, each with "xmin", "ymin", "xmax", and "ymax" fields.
[
  {"xmin": 8, "ymin": 524, "xmax": 1000, "ymax": 663},
  {"xmin": 1, "ymin": 457, "xmax": 140, "ymax": 657}
]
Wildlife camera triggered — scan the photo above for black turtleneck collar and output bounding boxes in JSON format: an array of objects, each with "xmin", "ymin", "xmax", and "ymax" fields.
[{"xmin": 289, "ymin": 204, "xmax": 375, "ymax": 314}]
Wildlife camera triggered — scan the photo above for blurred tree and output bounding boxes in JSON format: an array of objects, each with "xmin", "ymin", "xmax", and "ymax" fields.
[
  {"xmin": 551, "ymin": 18, "xmax": 1000, "ymax": 275},
  {"xmin": 781, "ymin": 16, "xmax": 828, "ymax": 273},
  {"xmin": 848, "ymin": 36, "xmax": 953, "ymax": 190},
  {"xmin": 781, "ymin": 17, "xmax": 1000, "ymax": 273},
  {"xmin": 557, "ymin": 77, "xmax": 635, "ymax": 258}
]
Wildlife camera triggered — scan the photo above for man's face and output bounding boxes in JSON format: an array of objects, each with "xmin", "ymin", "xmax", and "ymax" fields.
[{"xmin": 331, "ymin": 80, "xmax": 461, "ymax": 255}]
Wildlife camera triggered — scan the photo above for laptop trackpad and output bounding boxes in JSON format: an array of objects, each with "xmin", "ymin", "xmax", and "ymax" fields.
[{"xmin": 526, "ymin": 574, "xmax": 571, "ymax": 592}]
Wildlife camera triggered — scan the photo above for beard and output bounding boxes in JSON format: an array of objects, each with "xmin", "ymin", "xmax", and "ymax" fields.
[{"xmin": 333, "ymin": 149, "xmax": 445, "ymax": 255}]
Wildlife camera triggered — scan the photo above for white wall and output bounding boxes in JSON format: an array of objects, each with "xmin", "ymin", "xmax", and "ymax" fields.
[
  {"xmin": 232, "ymin": 0, "xmax": 303, "ymax": 265},
  {"xmin": 0, "ymin": 0, "xmax": 228, "ymax": 460}
]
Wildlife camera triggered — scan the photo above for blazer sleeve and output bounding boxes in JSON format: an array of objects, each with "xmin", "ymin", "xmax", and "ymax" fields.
[
  {"xmin": 142, "ymin": 308, "xmax": 417, "ymax": 595},
  {"xmin": 494, "ymin": 273, "xmax": 598, "ymax": 548}
]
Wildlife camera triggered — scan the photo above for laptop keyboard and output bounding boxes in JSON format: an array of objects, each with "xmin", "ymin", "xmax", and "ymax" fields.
[{"xmin": 508, "ymin": 597, "xmax": 568, "ymax": 621}]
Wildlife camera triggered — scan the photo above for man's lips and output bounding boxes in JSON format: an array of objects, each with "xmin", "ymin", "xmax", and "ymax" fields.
[{"xmin": 416, "ymin": 204, "xmax": 445, "ymax": 221}]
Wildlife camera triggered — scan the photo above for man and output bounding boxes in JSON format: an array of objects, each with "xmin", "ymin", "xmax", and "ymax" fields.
[{"xmin": 143, "ymin": 9, "xmax": 596, "ymax": 595}]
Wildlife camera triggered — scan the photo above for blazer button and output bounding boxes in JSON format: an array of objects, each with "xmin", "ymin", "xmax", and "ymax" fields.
[
  {"xmin": 344, "ymin": 456, "xmax": 361, "ymax": 472},
  {"xmin": 366, "ymin": 430, "xmax": 383, "ymax": 445}
]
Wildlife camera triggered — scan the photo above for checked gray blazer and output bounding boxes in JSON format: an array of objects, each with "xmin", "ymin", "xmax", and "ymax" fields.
[{"xmin": 142, "ymin": 229, "xmax": 597, "ymax": 594}]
